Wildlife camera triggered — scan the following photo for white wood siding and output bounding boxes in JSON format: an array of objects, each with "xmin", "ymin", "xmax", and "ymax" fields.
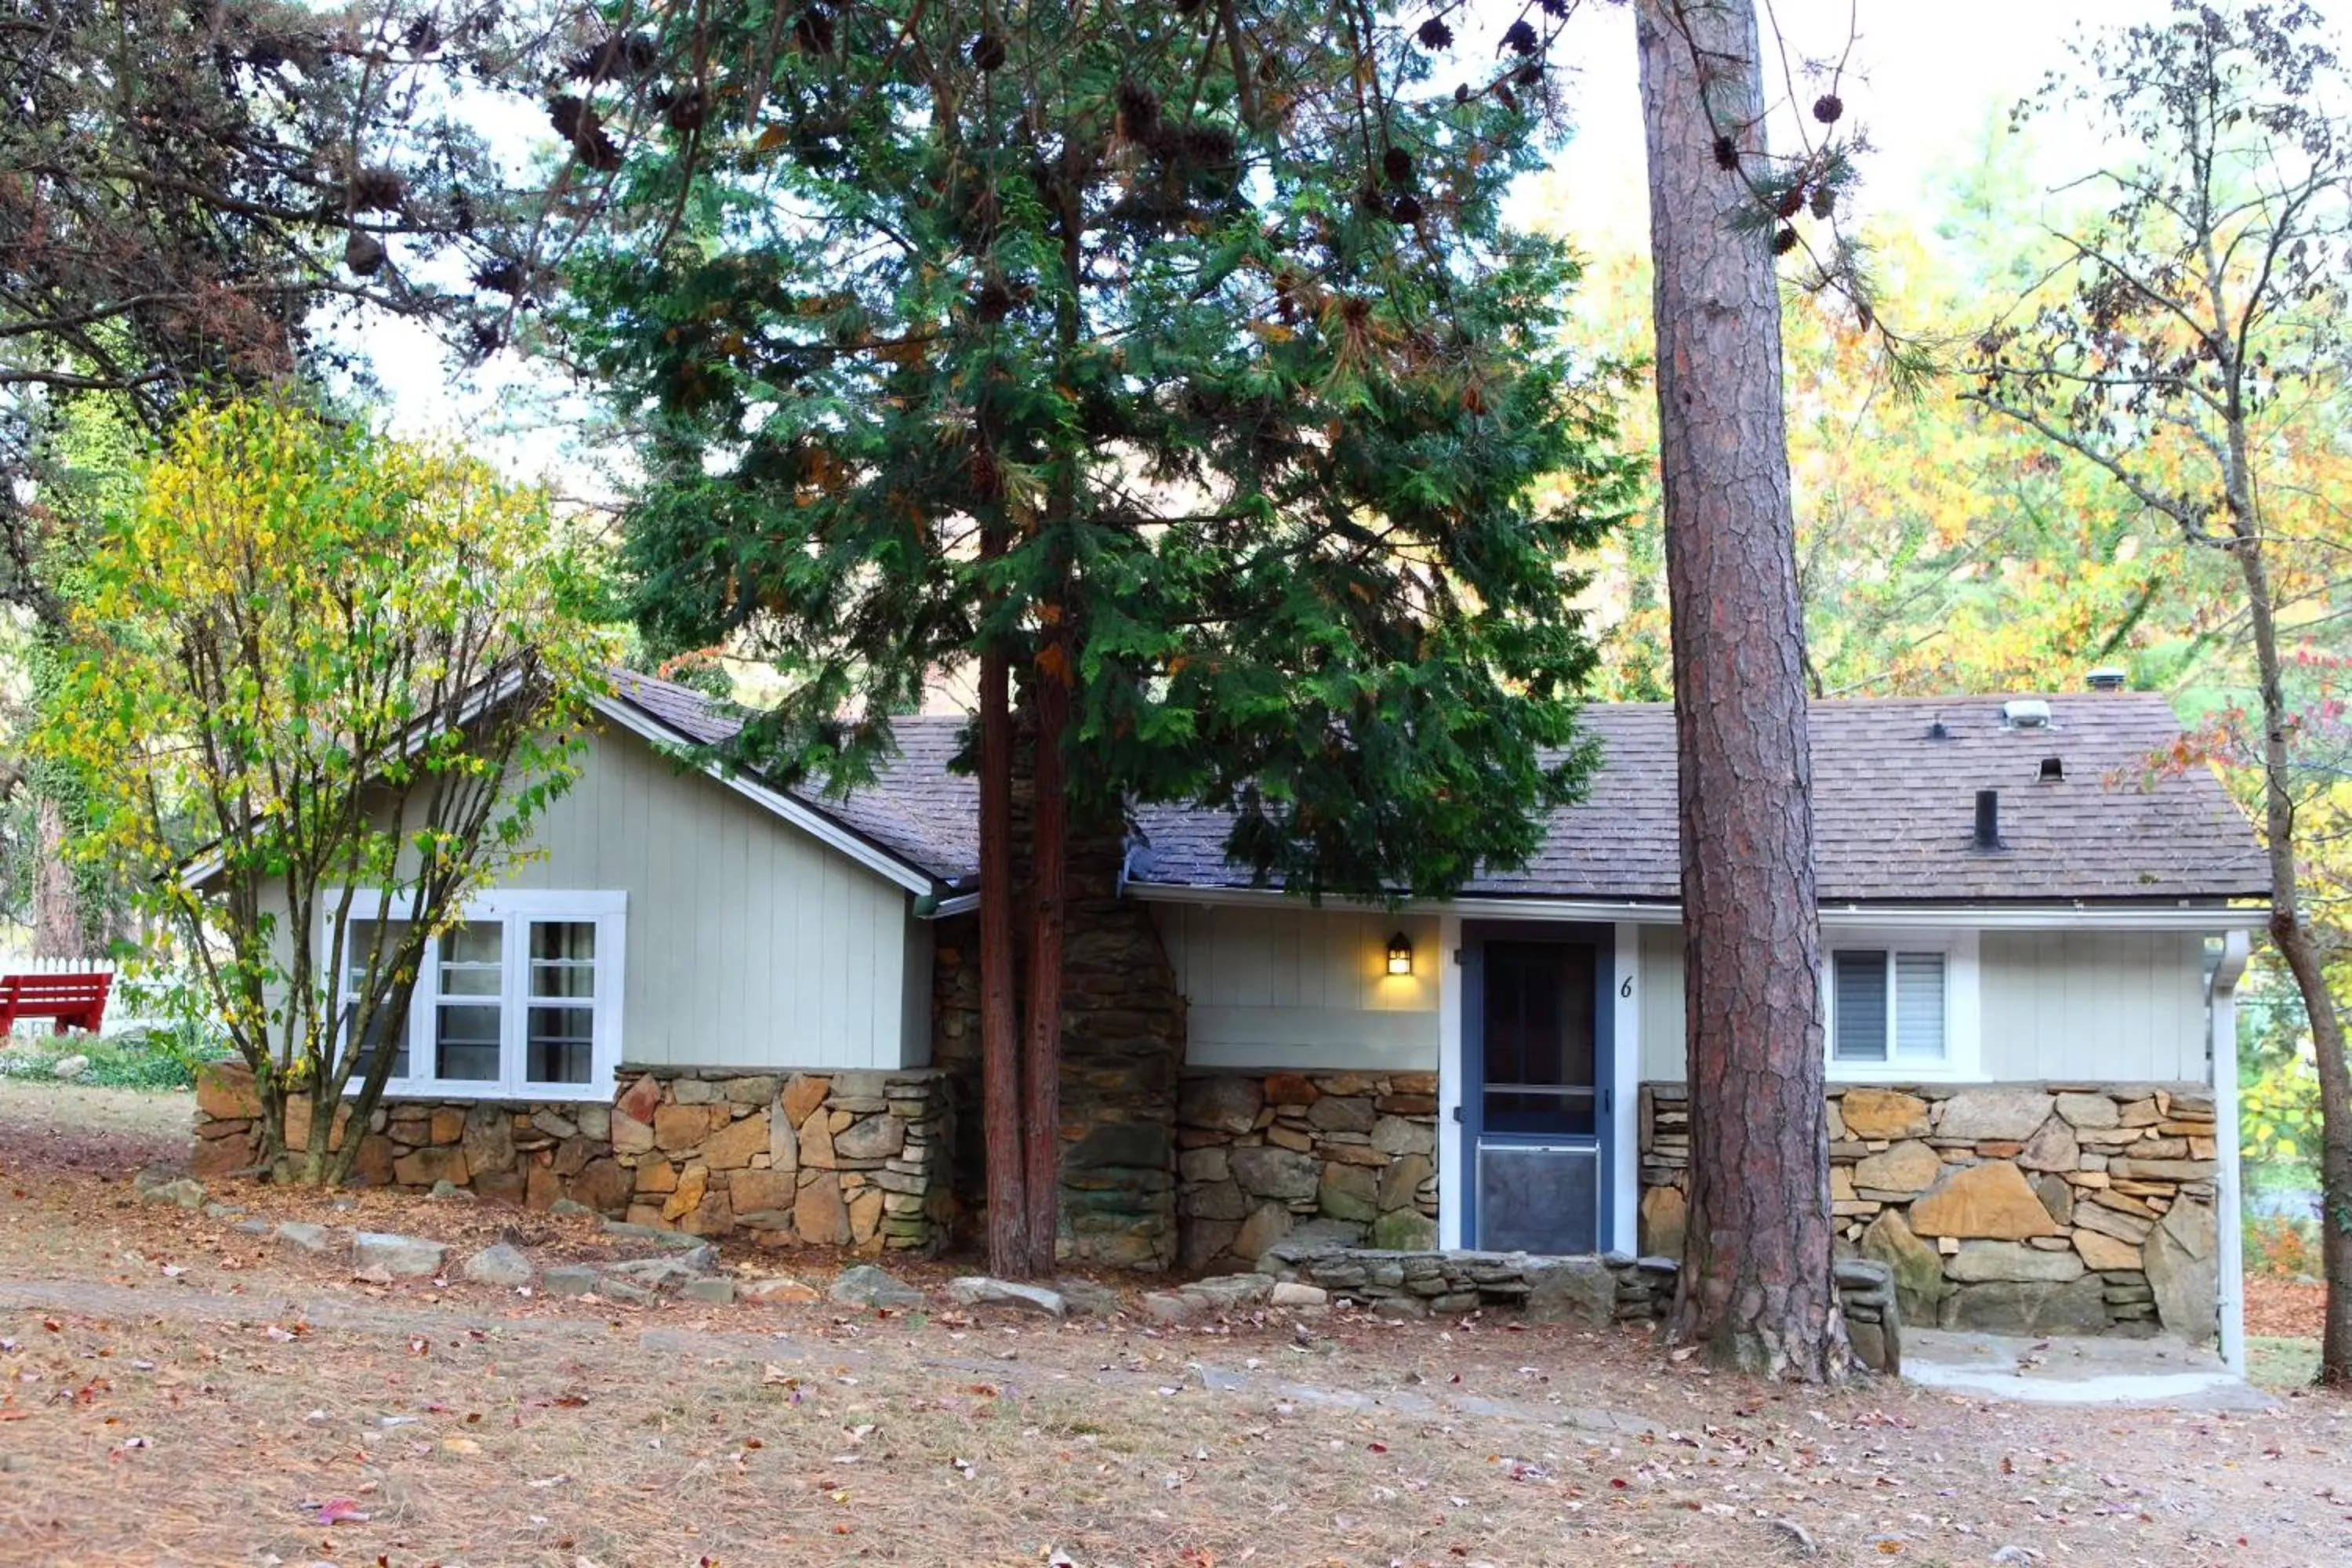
[
  {"xmin": 1978, "ymin": 930, "xmax": 2209, "ymax": 1083},
  {"xmin": 1638, "ymin": 924, "xmax": 1687, "ymax": 1081},
  {"xmin": 260, "ymin": 723, "xmax": 924, "ymax": 1073},
  {"xmin": 1153, "ymin": 905, "xmax": 1439, "ymax": 1070},
  {"xmin": 1632, "ymin": 924, "xmax": 2212, "ymax": 1084}
]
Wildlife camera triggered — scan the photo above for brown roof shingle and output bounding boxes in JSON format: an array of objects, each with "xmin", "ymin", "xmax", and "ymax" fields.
[{"xmin": 606, "ymin": 671, "xmax": 2268, "ymax": 906}]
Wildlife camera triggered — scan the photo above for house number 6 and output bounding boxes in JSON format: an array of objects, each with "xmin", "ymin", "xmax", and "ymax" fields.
[{"xmin": 1619, "ymin": 976, "xmax": 1633, "ymax": 998}]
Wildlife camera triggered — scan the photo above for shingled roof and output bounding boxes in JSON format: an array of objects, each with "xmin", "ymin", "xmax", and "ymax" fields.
[{"xmin": 604, "ymin": 672, "xmax": 2268, "ymax": 906}]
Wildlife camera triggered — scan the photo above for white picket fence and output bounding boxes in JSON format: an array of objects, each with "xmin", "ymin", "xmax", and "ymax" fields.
[{"xmin": 0, "ymin": 953, "xmax": 191, "ymax": 1036}]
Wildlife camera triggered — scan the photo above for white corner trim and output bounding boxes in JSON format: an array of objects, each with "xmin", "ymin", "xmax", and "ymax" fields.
[
  {"xmin": 1436, "ymin": 913, "xmax": 1465, "ymax": 1250},
  {"xmin": 2211, "ymin": 928, "xmax": 2252, "ymax": 1376},
  {"xmin": 1611, "ymin": 920, "xmax": 1640, "ymax": 1255},
  {"xmin": 591, "ymin": 693, "xmax": 939, "ymax": 898}
]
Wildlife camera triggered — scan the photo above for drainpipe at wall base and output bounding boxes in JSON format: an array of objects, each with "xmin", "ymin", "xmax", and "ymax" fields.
[{"xmin": 2210, "ymin": 928, "xmax": 2252, "ymax": 1377}]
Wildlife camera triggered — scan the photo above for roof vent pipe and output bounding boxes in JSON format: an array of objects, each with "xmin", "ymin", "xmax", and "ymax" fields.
[
  {"xmin": 1974, "ymin": 788, "xmax": 2002, "ymax": 851},
  {"xmin": 2086, "ymin": 667, "xmax": 2127, "ymax": 693}
]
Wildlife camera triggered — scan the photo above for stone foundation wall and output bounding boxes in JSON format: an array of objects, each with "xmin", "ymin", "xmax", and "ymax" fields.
[
  {"xmin": 1639, "ymin": 1080, "xmax": 2220, "ymax": 1344},
  {"xmin": 1250, "ymin": 1239, "xmax": 1900, "ymax": 1373},
  {"xmin": 1174, "ymin": 1069, "xmax": 1441, "ymax": 1272},
  {"xmin": 189, "ymin": 1061, "xmax": 953, "ymax": 1254}
]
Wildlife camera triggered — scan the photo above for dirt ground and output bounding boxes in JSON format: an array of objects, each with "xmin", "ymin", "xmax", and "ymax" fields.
[{"xmin": 2, "ymin": 1084, "xmax": 2350, "ymax": 1568}]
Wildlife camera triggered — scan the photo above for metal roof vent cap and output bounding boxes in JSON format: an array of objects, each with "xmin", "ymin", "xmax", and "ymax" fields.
[
  {"xmin": 2002, "ymin": 698, "xmax": 2053, "ymax": 728},
  {"xmin": 2086, "ymin": 667, "xmax": 2127, "ymax": 693}
]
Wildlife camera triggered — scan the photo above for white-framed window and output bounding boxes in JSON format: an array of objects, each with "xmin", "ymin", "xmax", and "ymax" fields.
[
  {"xmin": 1820, "ymin": 927, "xmax": 1980, "ymax": 1081},
  {"xmin": 329, "ymin": 890, "xmax": 626, "ymax": 1102}
]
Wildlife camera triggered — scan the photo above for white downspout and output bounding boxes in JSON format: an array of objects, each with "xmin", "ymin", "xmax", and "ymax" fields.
[
  {"xmin": 1436, "ymin": 913, "xmax": 1465, "ymax": 1249},
  {"xmin": 2211, "ymin": 929, "xmax": 2252, "ymax": 1377}
]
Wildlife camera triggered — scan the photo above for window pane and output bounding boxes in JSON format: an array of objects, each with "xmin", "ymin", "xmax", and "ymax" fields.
[
  {"xmin": 1894, "ymin": 953, "xmax": 1947, "ymax": 1059},
  {"xmin": 342, "ymin": 919, "xmax": 412, "ymax": 1078},
  {"xmin": 531, "ymin": 921, "xmax": 597, "ymax": 999},
  {"xmin": 442, "ymin": 922, "xmax": 503, "ymax": 965},
  {"xmin": 435, "ymin": 1003, "xmax": 503, "ymax": 1080},
  {"xmin": 532, "ymin": 921, "xmax": 595, "ymax": 963},
  {"xmin": 1831, "ymin": 950, "xmax": 1889, "ymax": 1062},
  {"xmin": 528, "ymin": 1004, "xmax": 595, "ymax": 1084}
]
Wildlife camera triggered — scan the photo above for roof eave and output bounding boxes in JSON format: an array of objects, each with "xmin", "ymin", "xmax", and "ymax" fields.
[{"xmin": 1122, "ymin": 880, "xmax": 2271, "ymax": 931}]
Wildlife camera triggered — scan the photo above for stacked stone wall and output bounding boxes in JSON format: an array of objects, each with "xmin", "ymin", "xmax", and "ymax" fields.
[
  {"xmin": 1174, "ymin": 1069, "xmax": 1441, "ymax": 1272},
  {"xmin": 190, "ymin": 1061, "xmax": 953, "ymax": 1254},
  {"xmin": 1639, "ymin": 1080, "xmax": 2220, "ymax": 1344}
]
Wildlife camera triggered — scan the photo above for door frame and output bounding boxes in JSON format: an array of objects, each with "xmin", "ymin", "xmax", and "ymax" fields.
[{"xmin": 1455, "ymin": 920, "xmax": 1620, "ymax": 1254}]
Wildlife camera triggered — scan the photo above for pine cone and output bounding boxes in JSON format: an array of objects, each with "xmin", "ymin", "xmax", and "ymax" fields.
[{"xmin": 1416, "ymin": 16, "xmax": 1453, "ymax": 49}]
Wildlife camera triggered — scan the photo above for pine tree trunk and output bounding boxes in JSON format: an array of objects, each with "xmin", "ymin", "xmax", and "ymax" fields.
[
  {"xmin": 1021, "ymin": 626, "xmax": 1070, "ymax": 1279},
  {"xmin": 978, "ymin": 643, "xmax": 1030, "ymax": 1276},
  {"xmin": 1635, "ymin": 0, "xmax": 1846, "ymax": 1380}
]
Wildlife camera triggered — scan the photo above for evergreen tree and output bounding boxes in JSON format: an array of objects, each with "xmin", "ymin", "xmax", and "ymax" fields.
[{"xmin": 559, "ymin": 0, "xmax": 1635, "ymax": 1276}]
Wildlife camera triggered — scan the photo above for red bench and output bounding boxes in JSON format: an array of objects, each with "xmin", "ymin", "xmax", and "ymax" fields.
[{"xmin": 0, "ymin": 971, "xmax": 111, "ymax": 1035}]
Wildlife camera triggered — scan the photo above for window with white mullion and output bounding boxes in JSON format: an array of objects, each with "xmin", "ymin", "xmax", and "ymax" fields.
[
  {"xmin": 330, "ymin": 890, "xmax": 625, "ymax": 1101},
  {"xmin": 1830, "ymin": 946, "xmax": 1948, "ymax": 1065},
  {"xmin": 431, "ymin": 920, "xmax": 506, "ymax": 1083},
  {"xmin": 1892, "ymin": 952, "xmax": 1946, "ymax": 1061},
  {"xmin": 523, "ymin": 920, "xmax": 599, "ymax": 1089}
]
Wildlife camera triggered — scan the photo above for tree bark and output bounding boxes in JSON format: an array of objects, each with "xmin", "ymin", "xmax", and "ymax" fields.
[
  {"xmin": 31, "ymin": 794, "xmax": 85, "ymax": 960},
  {"xmin": 978, "ymin": 641, "xmax": 1030, "ymax": 1276},
  {"xmin": 1021, "ymin": 625, "xmax": 1070, "ymax": 1279},
  {"xmin": 2232, "ymin": 513, "xmax": 2352, "ymax": 1384},
  {"xmin": 1636, "ymin": 0, "xmax": 1846, "ymax": 1379}
]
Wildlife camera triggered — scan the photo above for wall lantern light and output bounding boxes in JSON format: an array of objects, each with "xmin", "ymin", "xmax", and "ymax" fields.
[{"xmin": 1386, "ymin": 931, "xmax": 1414, "ymax": 976}]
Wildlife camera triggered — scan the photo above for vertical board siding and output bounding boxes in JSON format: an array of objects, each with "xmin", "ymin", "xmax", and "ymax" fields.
[
  {"xmin": 1635, "ymin": 923, "xmax": 2210, "ymax": 1084},
  {"xmin": 269, "ymin": 723, "xmax": 917, "ymax": 1072},
  {"xmin": 1156, "ymin": 905, "xmax": 1439, "ymax": 1069},
  {"xmin": 1639, "ymin": 925, "xmax": 1688, "ymax": 1081},
  {"xmin": 1980, "ymin": 930, "xmax": 2209, "ymax": 1082}
]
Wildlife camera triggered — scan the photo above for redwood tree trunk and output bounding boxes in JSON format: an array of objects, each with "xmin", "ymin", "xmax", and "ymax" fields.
[
  {"xmin": 1636, "ymin": 0, "xmax": 1846, "ymax": 1379},
  {"xmin": 31, "ymin": 794, "xmax": 85, "ymax": 960},
  {"xmin": 1021, "ymin": 626, "xmax": 1070, "ymax": 1279},
  {"xmin": 978, "ymin": 641, "xmax": 1030, "ymax": 1276}
]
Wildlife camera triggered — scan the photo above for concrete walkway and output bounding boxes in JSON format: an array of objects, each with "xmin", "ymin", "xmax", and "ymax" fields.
[{"xmin": 1904, "ymin": 1327, "xmax": 2273, "ymax": 1409}]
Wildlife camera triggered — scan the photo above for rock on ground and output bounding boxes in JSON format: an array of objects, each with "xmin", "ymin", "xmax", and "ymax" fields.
[
  {"xmin": 742, "ymin": 1276, "xmax": 821, "ymax": 1304},
  {"xmin": 138, "ymin": 1177, "xmax": 207, "ymax": 1209},
  {"xmin": 601, "ymin": 1256, "xmax": 712, "ymax": 1292},
  {"xmin": 350, "ymin": 1232, "xmax": 448, "ymax": 1279},
  {"xmin": 460, "ymin": 1243, "xmax": 535, "ymax": 1287},
  {"xmin": 681, "ymin": 1277, "xmax": 737, "ymax": 1305},
  {"xmin": 829, "ymin": 1264, "xmax": 926, "ymax": 1309},
  {"xmin": 946, "ymin": 1276, "xmax": 1066, "ymax": 1317},
  {"xmin": 273, "ymin": 1221, "xmax": 337, "ymax": 1255},
  {"xmin": 541, "ymin": 1264, "xmax": 601, "ymax": 1297}
]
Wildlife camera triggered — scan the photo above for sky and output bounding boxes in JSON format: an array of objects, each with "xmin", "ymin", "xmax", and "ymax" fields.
[{"xmin": 372, "ymin": 0, "xmax": 2352, "ymax": 483}]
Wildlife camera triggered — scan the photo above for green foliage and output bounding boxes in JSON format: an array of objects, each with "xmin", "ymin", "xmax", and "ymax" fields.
[
  {"xmin": 28, "ymin": 399, "xmax": 611, "ymax": 1181},
  {"xmin": 0, "ymin": 0, "xmax": 564, "ymax": 622},
  {"xmin": 0, "ymin": 1029, "xmax": 216, "ymax": 1091},
  {"xmin": 558, "ymin": 0, "xmax": 1635, "ymax": 902},
  {"xmin": 2243, "ymin": 1057, "xmax": 2324, "ymax": 1168}
]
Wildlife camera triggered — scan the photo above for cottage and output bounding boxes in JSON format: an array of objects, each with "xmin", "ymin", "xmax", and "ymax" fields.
[{"xmin": 191, "ymin": 671, "xmax": 2268, "ymax": 1366}]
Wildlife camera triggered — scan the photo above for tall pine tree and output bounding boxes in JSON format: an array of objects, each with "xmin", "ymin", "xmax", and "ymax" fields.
[{"xmin": 560, "ymin": 0, "xmax": 1635, "ymax": 1276}]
